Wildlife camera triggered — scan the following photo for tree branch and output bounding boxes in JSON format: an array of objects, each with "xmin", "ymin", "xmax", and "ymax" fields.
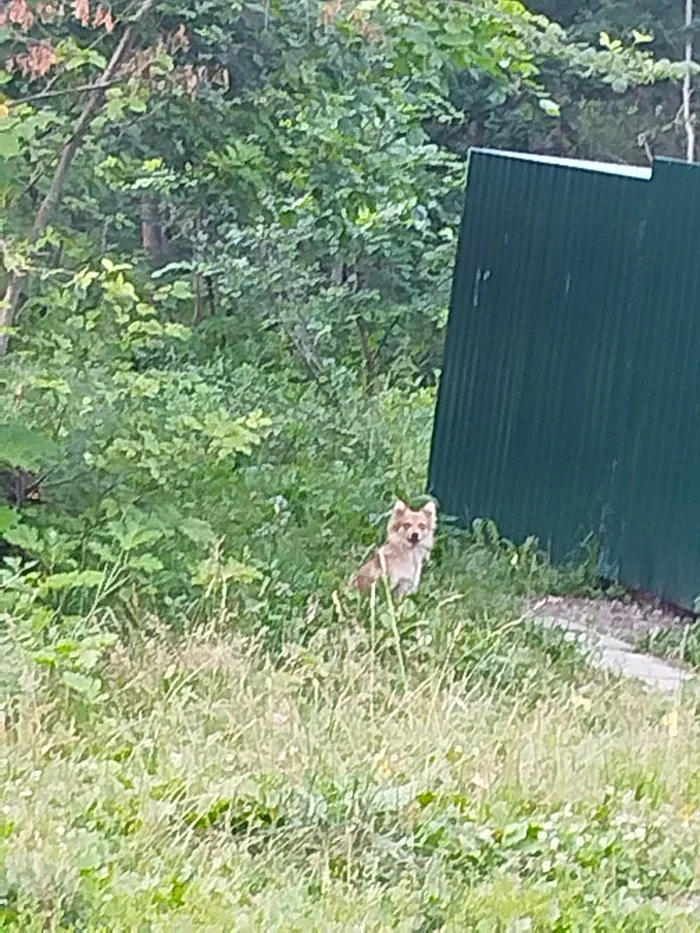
[
  {"xmin": 0, "ymin": 0, "xmax": 159, "ymax": 356},
  {"xmin": 12, "ymin": 80, "xmax": 125, "ymax": 105},
  {"xmin": 355, "ymin": 315, "xmax": 377, "ymax": 395}
]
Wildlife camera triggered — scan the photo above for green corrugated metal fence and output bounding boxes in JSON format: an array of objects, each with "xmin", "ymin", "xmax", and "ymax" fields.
[{"xmin": 429, "ymin": 148, "xmax": 700, "ymax": 609}]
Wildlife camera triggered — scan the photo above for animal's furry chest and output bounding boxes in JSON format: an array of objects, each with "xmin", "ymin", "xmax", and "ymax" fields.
[
  {"xmin": 391, "ymin": 549, "xmax": 421, "ymax": 581},
  {"xmin": 384, "ymin": 545, "xmax": 427, "ymax": 594}
]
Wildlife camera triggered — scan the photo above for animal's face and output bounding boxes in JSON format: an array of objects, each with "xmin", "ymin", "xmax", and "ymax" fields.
[{"xmin": 387, "ymin": 499, "xmax": 437, "ymax": 547}]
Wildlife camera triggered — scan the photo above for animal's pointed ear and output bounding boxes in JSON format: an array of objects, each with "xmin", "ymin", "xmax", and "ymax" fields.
[
  {"xmin": 422, "ymin": 500, "xmax": 437, "ymax": 523},
  {"xmin": 387, "ymin": 499, "xmax": 407, "ymax": 532}
]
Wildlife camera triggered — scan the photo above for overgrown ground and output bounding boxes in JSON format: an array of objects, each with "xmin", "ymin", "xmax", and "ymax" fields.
[
  {"xmin": 6, "ymin": 348, "xmax": 700, "ymax": 930},
  {"xmin": 1, "ymin": 382, "xmax": 700, "ymax": 931},
  {"xmin": 5, "ymin": 359, "xmax": 700, "ymax": 930},
  {"xmin": 5, "ymin": 605, "xmax": 700, "ymax": 930}
]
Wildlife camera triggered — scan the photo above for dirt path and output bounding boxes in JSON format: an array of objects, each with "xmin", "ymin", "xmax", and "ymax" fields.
[
  {"xmin": 525, "ymin": 594, "xmax": 697, "ymax": 693},
  {"xmin": 529, "ymin": 594, "xmax": 693, "ymax": 642}
]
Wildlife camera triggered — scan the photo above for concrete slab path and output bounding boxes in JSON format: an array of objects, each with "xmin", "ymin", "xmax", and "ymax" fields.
[{"xmin": 534, "ymin": 612, "xmax": 695, "ymax": 694}]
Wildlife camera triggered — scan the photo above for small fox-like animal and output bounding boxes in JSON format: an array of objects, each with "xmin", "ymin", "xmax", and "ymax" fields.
[{"xmin": 350, "ymin": 499, "xmax": 437, "ymax": 596}]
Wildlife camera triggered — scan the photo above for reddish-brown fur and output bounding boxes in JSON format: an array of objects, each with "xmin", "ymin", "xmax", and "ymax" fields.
[{"xmin": 350, "ymin": 499, "xmax": 437, "ymax": 596}]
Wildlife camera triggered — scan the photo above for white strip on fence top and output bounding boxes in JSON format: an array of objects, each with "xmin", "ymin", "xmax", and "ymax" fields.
[{"xmin": 471, "ymin": 147, "xmax": 653, "ymax": 180}]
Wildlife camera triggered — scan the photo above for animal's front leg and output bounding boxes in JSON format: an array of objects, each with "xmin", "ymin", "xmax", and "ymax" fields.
[
  {"xmin": 394, "ymin": 577, "xmax": 415, "ymax": 597},
  {"xmin": 411, "ymin": 560, "xmax": 424, "ymax": 593}
]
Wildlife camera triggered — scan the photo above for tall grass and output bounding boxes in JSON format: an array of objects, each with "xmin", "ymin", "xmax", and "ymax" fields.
[{"xmin": 4, "ymin": 610, "xmax": 700, "ymax": 931}]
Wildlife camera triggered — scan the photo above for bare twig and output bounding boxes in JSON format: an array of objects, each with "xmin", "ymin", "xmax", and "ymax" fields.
[
  {"xmin": 374, "ymin": 311, "xmax": 403, "ymax": 358},
  {"xmin": 12, "ymin": 79, "xmax": 124, "ymax": 105},
  {"xmin": 355, "ymin": 315, "xmax": 377, "ymax": 395}
]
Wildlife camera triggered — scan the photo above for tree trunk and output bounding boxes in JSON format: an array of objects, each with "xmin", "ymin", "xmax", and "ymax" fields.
[
  {"xmin": 683, "ymin": 0, "xmax": 695, "ymax": 163},
  {"xmin": 140, "ymin": 195, "xmax": 166, "ymax": 267},
  {"xmin": 355, "ymin": 316, "xmax": 377, "ymax": 395},
  {"xmin": 0, "ymin": 0, "xmax": 158, "ymax": 356}
]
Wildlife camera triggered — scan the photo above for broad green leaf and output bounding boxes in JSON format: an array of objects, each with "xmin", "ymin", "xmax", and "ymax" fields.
[
  {"xmin": 163, "ymin": 323, "xmax": 191, "ymax": 340},
  {"xmin": 170, "ymin": 280, "xmax": 193, "ymax": 300},
  {"xmin": 127, "ymin": 95, "xmax": 148, "ymax": 114},
  {"xmin": 538, "ymin": 99, "xmax": 561, "ymax": 117},
  {"xmin": 108, "ymin": 522, "xmax": 164, "ymax": 552},
  {"xmin": 0, "ymin": 123, "xmax": 19, "ymax": 159},
  {"xmin": 181, "ymin": 518, "xmax": 216, "ymax": 545},
  {"xmin": 0, "ymin": 425, "xmax": 58, "ymax": 469},
  {"xmin": 42, "ymin": 570, "xmax": 105, "ymax": 591},
  {"xmin": 62, "ymin": 670, "xmax": 100, "ymax": 697},
  {"xmin": 0, "ymin": 506, "xmax": 18, "ymax": 535},
  {"xmin": 127, "ymin": 553, "xmax": 164, "ymax": 572},
  {"xmin": 2, "ymin": 523, "xmax": 43, "ymax": 554}
]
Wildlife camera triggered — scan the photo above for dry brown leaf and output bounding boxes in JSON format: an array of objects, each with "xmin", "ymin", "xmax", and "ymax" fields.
[
  {"xmin": 211, "ymin": 67, "xmax": 230, "ymax": 90},
  {"xmin": 6, "ymin": 0, "xmax": 35, "ymax": 30},
  {"xmin": 93, "ymin": 5, "xmax": 115, "ymax": 32},
  {"xmin": 16, "ymin": 41, "xmax": 57, "ymax": 78},
  {"xmin": 72, "ymin": 0, "xmax": 91, "ymax": 27},
  {"xmin": 36, "ymin": 3, "xmax": 64, "ymax": 23},
  {"xmin": 169, "ymin": 23, "xmax": 190, "ymax": 53},
  {"xmin": 319, "ymin": 0, "xmax": 342, "ymax": 27}
]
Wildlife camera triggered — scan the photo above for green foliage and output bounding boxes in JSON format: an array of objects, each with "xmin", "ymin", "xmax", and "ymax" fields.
[
  {"xmin": 638, "ymin": 622, "xmax": 700, "ymax": 669},
  {"xmin": 1, "ymin": 0, "xmax": 698, "ymax": 924},
  {"xmin": 0, "ymin": 425, "xmax": 57, "ymax": 470},
  {"xmin": 1, "ymin": 261, "xmax": 274, "ymax": 625}
]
